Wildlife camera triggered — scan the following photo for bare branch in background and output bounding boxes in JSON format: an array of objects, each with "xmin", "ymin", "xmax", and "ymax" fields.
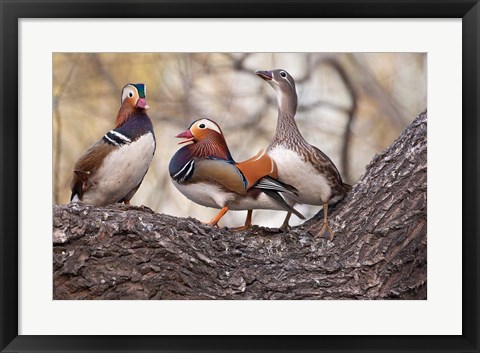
[
  {"xmin": 53, "ymin": 53, "xmax": 81, "ymax": 204},
  {"xmin": 322, "ymin": 57, "xmax": 358, "ymax": 184},
  {"xmin": 231, "ymin": 53, "xmax": 252, "ymax": 70},
  {"xmin": 91, "ymin": 53, "xmax": 119, "ymax": 96},
  {"xmin": 349, "ymin": 54, "xmax": 407, "ymax": 128}
]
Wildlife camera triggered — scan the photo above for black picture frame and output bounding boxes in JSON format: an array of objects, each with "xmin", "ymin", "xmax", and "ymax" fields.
[{"xmin": 1, "ymin": 1, "xmax": 478, "ymax": 352}]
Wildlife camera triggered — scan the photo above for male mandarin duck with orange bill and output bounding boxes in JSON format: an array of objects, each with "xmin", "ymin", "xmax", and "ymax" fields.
[
  {"xmin": 70, "ymin": 83, "xmax": 156, "ymax": 206},
  {"xmin": 169, "ymin": 118, "xmax": 304, "ymax": 229},
  {"xmin": 255, "ymin": 69, "xmax": 351, "ymax": 240}
]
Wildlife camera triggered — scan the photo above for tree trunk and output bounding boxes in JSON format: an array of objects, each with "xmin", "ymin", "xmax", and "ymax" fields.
[{"xmin": 53, "ymin": 111, "xmax": 427, "ymax": 300}]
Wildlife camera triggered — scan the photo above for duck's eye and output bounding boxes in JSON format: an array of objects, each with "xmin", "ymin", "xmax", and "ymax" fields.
[
  {"xmin": 199, "ymin": 123, "xmax": 206, "ymax": 129},
  {"xmin": 128, "ymin": 92, "xmax": 134, "ymax": 98},
  {"xmin": 280, "ymin": 71, "xmax": 287, "ymax": 78}
]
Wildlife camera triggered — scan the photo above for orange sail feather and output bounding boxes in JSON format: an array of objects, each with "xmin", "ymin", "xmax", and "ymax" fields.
[{"xmin": 236, "ymin": 150, "xmax": 278, "ymax": 190}]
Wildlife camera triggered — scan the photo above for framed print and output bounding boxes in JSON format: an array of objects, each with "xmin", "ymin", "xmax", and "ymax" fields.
[{"xmin": 1, "ymin": 1, "xmax": 479, "ymax": 353}]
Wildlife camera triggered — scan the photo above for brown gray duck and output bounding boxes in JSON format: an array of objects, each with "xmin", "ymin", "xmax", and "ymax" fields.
[{"xmin": 256, "ymin": 69, "xmax": 350, "ymax": 240}]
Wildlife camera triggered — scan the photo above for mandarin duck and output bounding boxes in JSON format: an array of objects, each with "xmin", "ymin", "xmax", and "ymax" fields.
[
  {"xmin": 70, "ymin": 83, "xmax": 156, "ymax": 206},
  {"xmin": 169, "ymin": 118, "xmax": 304, "ymax": 229},
  {"xmin": 255, "ymin": 69, "xmax": 350, "ymax": 240}
]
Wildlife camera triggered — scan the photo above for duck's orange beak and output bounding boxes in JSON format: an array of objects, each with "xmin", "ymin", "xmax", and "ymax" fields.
[{"xmin": 175, "ymin": 129, "xmax": 195, "ymax": 144}]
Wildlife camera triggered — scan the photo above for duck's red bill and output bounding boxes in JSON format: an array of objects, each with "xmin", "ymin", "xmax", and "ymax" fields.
[
  {"xmin": 176, "ymin": 130, "xmax": 195, "ymax": 144},
  {"xmin": 136, "ymin": 98, "xmax": 150, "ymax": 109}
]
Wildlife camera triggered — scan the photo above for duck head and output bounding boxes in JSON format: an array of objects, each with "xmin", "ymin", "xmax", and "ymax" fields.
[
  {"xmin": 175, "ymin": 118, "xmax": 233, "ymax": 160},
  {"xmin": 116, "ymin": 83, "xmax": 149, "ymax": 127},
  {"xmin": 256, "ymin": 69, "xmax": 298, "ymax": 116}
]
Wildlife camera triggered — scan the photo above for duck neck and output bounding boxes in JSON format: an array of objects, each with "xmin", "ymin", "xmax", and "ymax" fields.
[
  {"xmin": 277, "ymin": 89, "xmax": 298, "ymax": 118},
  {"xmin": 116, "ymin": 106, "xmax": 147, "ymax": 128},
  {"xmin": 190, "ymin": 134, "xmax": 233, "ymax": 161},
  {"xmin": 271, "ymin": 91, "xmax": 303, "ymax": 146}
]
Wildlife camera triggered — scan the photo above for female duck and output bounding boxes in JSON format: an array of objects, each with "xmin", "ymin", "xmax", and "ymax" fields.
[{"xmin": 256, "ymin": 69, "xmax": 350, "ymax": 240}]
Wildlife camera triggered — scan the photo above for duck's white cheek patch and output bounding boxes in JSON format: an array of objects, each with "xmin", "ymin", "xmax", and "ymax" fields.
[{"xmin": 208, "ymin": 123, "xmax": 222, "ymax": 135}]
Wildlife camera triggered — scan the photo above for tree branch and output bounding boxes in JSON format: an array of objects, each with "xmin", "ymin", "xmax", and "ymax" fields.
[{"xmin": 53, "ymin": 111, "xmax": 427, "ymax": 300}]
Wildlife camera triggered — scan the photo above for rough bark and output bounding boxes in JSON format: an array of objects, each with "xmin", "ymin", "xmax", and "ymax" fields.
[{"xmin": 53, "ymin": 111, "xmax": 427, "ymax": 300}]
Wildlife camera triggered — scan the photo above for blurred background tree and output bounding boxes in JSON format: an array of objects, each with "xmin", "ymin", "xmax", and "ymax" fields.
[{"xmin": 53, "ymin": 52, "xmax": 426, "ymax": 228}]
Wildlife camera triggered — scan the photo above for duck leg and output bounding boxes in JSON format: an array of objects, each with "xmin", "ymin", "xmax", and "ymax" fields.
[
  {"xmin": 317, "ymin": 202, "xmax": 334, "ymax": 241},
  {"xmin": 231, "ymin": 209, "xmax": 253, "ymax": 232},
  {"xmin": 207, "ymin": 207, "xmax": 229, "ymax": 227},
  {"xmin": 279, "ymin": 211, "xmax": 292, "ymax": 232}
]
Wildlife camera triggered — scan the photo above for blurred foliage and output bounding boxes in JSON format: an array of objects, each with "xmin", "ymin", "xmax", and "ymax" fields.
[{"xmin": 53, "ymin": 52, "xmax": 426, "ymax": 227}]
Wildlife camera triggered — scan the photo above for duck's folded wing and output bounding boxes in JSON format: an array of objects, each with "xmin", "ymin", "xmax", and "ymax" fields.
[
  {"xmin": 310, "ymin": 145, "xmax": 349, "ymax": 197},
  {"xmin": 70, "ymin": 139, "xmax": 115, "ymax": 200},
  {"xmin": 192, "ymin": 159, "xmax": 247, "ymax": 195},
  {"xmin": 311, "ymin": 145, "xmax": 343, "ymax": 183},
  {"xmin": 235, "ymin": 150, "xmax": 278, "ymax": 190}
]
